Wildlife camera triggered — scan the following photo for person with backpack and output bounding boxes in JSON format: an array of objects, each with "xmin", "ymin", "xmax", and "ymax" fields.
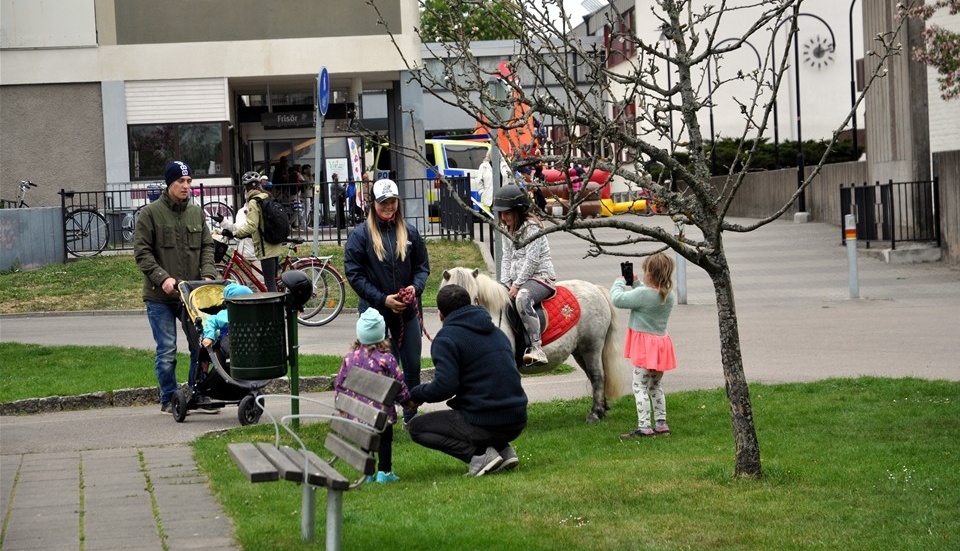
[{"xmin": 220, "ymin": 171, "xmax": 288, "ymax": 292}]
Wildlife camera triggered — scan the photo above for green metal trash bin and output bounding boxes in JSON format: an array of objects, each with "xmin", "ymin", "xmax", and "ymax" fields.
[{"xmin": 227, "ymin": 292, "xmax": 287, "ymax": 380}]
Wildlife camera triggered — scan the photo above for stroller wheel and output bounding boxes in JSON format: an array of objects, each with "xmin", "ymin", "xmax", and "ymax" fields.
[
  {"xmin": 238, "ymin": 394, "xmax": 262, "ymax": 426},
  {"xmin": 172, "ymin": 389, "xmax": 189, "ymax": 423}
]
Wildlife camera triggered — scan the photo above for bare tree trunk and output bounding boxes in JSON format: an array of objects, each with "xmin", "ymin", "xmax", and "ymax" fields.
[{"xmin": 709, "ymin": 253, "xmax": 762, "ymax": 478}]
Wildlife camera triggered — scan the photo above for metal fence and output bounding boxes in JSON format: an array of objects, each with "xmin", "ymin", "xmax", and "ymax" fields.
[
  {"xmin": 50, "ymin": 177, "xmax": 481, "ymax": 258},
  {"xmin": 839, "ymin": 178, "xmax": 941, "ymax": 249}
]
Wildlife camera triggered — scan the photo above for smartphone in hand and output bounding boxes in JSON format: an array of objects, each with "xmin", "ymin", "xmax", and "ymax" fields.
[{"xmin": 620, "ymin": 261, "xmax": 634, "ymax": 283}]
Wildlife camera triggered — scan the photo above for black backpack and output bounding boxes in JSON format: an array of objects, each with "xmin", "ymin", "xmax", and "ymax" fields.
[{"xmin": 254, "ymin": 196, "xmax": 290, "ymax": 244}]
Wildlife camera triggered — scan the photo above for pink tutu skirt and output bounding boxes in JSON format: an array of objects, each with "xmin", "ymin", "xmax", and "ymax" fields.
[{"xmin": 623, "ymin": 328, "xmax": 677, "ymax": 371}]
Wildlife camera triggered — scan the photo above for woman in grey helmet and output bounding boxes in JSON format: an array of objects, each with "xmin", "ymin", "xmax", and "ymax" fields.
[{"xmin": 491, "ymin": 184, "xmax": 556, "ymax": 365}]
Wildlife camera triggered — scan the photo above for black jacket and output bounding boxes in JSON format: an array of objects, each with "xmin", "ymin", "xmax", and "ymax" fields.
[
  {"xmin": 344, "ymin": 217, "xmax": 430, "ymax": 323},
  {"xmin": 410, "ymin": 305, "xmax": 528, "ymax": 427}
]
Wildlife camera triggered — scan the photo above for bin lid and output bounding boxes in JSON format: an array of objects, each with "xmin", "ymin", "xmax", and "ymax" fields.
[{"xmin": 226, "ymin": 292, "xmax": 286, "ymax": 304}]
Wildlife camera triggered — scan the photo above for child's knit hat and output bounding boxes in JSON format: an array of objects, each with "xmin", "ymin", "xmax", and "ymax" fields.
[
  {"xmin": 356, "ymin": 308, "xmax": 386, "ymax": 345},
  {"xmin": 223, "ymin": 283, "xmax": 253, "ymax": 299}
]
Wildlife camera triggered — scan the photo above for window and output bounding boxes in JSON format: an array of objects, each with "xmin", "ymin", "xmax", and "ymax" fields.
[
  {"xmin": 613, "ymin": 101, "xmax": 637, "ymax": 162},
  {"xmin": 129, "ymin": 122, "xmax": 227, "ymax": 180},
  {"xmin": 604, "ymin": 8, "xmax": 636, "ymax": 68}
]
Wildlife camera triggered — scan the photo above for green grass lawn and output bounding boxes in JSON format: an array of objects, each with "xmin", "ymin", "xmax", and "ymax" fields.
[
  {"xmin": 193, "ymin": 377, "xmax": 960, "ymax": 551},
  {"xmin": 0, "ymin": 342, "xmax": 351, "ymax": 403},
  {"xmin": 0, "ymin": 238, "xmax": 484, "ymax": 314}
]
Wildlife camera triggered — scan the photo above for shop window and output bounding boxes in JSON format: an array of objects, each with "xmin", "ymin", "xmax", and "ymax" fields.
[{"xmin": 129, "ymin": 122, "xmax": 226, "ymax": 180}]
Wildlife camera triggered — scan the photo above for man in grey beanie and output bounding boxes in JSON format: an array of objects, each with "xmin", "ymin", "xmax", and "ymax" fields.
[{"xmin": 134, "ymin": 161, "xmax": 218, "ymax": 415}]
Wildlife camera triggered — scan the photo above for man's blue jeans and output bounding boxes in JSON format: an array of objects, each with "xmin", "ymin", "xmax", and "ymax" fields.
[{"xmin": 146, "ymin": 301, "xmax": 199, "ymax": 405}]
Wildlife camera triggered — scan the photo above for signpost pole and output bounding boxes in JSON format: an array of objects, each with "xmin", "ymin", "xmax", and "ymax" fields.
[{"xmin": 313, "ymin": 67, "xmax": 330, "ymax": 257}]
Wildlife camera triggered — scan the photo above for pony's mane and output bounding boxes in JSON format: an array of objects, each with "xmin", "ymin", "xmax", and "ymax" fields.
[
  {"xmin": 472, "ymin": 271, "xmax": 510, "ymax": 313},
  {"xmin": 445, "ymin": 267, "xmax": 510, "ymax": 316}
]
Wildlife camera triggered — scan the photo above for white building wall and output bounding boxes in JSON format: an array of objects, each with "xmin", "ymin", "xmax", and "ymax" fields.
[
  {"xmin": 926, "ymin": 10, "xmax": 960, "ymax": 154},
  {"xmin": 606, "ymin": 0, "xmax": 865, "ymax": 149},
  {"xmin": 125, "ymin": 79, "xmax": 229, "ymax": 124},
  {"xmin": 0, "ymin": 0, "xmax": 96, "ymax": 48}
]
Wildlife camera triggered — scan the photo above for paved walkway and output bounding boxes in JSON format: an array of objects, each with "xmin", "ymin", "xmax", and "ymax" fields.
[{"xmin": 2, "ymin": 216, "xmax": 959, "ymax": 550}]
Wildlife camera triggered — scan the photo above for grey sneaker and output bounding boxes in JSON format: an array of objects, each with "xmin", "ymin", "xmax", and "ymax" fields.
[
  {"xmin": 193, "ymin": 395, "xmax": 220, "ymax": 414},
  {"xmin": 465, "ymin": 447, "xmax": 503, "ymax": 477},
  {"xmin": 160, "ymin": 402, "xmax": 172, "ymax": 415},
  {"xmin": 493, "ymin": 445, "xmax": 519, "ymax": 472},
  {"xmin": 522, "ymin": 345, "xmax": 548, "ymax": 366}
]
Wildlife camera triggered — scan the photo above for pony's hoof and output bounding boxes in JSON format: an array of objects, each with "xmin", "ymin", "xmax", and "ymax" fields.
[{"xmin": 585, "ymin": 412, "xmax": 602, "ymax": 423}]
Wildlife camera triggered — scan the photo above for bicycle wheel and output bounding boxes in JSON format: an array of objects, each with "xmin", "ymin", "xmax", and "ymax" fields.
[
  {"xmin": 120, "ymin": 205, "xmax": 146, "ymax": 241},
  {"xmin": 216, "ymin": 261, "xmax": 261, "ymax": 293},
  {"xmin": 289, "ymin": 259, "xmax": 345, "ymax": 327},
  {"xmin": 203, "ymin": 201, "xmax": 234, "ymax": 229},
  {"xmin": 65, "ymin": 208, "xmax": 109, "ymax": 257}
]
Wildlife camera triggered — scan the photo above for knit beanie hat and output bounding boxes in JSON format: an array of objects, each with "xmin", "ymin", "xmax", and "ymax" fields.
[
  {"xmin": 164, "ymin": 161, "xmax": 193, "ymax": 185},
  {"xmin": 356, "ymin": 308, "xmax": 386, "ymax": 345},
  {"xmin": 223, "ymin": 283, "xmax": 253, "ymax": 299}
]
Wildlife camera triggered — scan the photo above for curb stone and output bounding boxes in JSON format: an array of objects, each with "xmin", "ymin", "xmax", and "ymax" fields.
[{"xmin": 0, "ymin": 369, "xmax": 436, "ymax": 416}]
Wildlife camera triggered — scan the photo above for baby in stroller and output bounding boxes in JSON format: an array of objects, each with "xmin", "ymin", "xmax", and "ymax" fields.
[
  {"xmin": 174, "ymin": 280, "xmax": 272, "ymax": 424},
  {"xmin": 201, "ymin": 282, "xmax": 253, "ymax": 356}
]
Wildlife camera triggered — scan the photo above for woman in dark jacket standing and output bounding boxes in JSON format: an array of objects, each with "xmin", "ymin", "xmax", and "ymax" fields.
[{"xmin": 344, "ymin": 178, "xmax": 430, "ymax": 423}]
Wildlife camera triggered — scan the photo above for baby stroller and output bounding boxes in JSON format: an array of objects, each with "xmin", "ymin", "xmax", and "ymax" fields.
[{"xmin": 173, "ymin": 280, "xmax": 274, "ymax": 425}]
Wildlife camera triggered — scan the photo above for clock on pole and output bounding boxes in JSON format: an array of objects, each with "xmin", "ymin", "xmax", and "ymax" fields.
[{"xmin": 802, "ymin": 35, "xmax": 834, "ymax": 70}]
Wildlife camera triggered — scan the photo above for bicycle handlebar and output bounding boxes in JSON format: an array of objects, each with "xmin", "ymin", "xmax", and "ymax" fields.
[{"xmin": 20, "ymin": 180, "xmax": 36, "ymax": 188}]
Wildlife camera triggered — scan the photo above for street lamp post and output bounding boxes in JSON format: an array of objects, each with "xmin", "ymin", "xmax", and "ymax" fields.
[
  {"xmin": 848, "ymin": 0, "xmax": 860, "ymax": 157},
  {"xmin": 659, "ymin": 26, "xmax": 675, "ymax": 190},
  {"xmin": 769, "ymin": 10, "xmax": 835, "ymax": 217},
  {"xmin": 709, "ymin": 38, "xmax": 762, "ymax": 175}
]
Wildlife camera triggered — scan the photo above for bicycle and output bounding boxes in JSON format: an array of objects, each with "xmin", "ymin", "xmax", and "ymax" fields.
[
  {"xmin": 121, "ymin": 186, "xmax": 233, "ymax": 242},
  {"xmin": 214, "ymin": 235, "xmax": 346, "ymax": 327},
  {"xmin": 22, "ymin": 184, "xmax": 109, "ymax": 257},
  {"xmin": 2, "ymin": 180, "xmax": 37, "ymax": 208}
]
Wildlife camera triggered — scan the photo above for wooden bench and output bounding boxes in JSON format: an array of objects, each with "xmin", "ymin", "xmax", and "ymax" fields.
[{"xmin": 228, "ymin": 368, "xmax": 401, "ymax": 549}]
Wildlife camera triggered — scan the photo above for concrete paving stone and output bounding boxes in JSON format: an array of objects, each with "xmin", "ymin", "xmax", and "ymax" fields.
[
  {"xmin": 1, "ymin": 542, "xmax": 79, "ymax": 551},
  {"xmin": 7, "ymin": 489, "xmax": 78, "ymax": 509},
  {"xmin": 83, "ymin": 534, "xmax": 163, "ymax": 551},
  {"xmin": 83, "ymin": 480, "xmax": 150, "ymax": 496},
  {"xmin": 2, "ymin": 519, "xmax": 78, "ymax": 549},
  {"xmin": 83, "ymin": 507, "xmax": 157, "ymax": 533},
  {"xmin": 82, "ymin": 448, "xmax": 142, "ymax": 459},
  {"xmin": 163, "ymin": 537, "xmax": 237, "ymax": 550},
  {"xmin": 15, "ymin": 466, "xmax": 78, "ymax": 483},
  {"xmin": 82, "ymin": 492, "xmax": 151, "ymax": 509},
  {"xmin": 159, "ymin": 506, "xmax": 231, "ymax": 524},
  {"xmin": 164, "ymin": 519, "xmax": 235, "ymax": 537}
]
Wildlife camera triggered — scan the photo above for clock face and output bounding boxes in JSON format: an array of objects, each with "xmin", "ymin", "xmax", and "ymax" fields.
[{"xmin": 802, "ymin": 35, "xmax": 835, "ymax": 70}]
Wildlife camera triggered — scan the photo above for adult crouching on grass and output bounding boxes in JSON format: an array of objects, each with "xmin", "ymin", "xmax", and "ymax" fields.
[{"xmin": 406, "ymin": 284, "xmax": 528, "ymax": 477}]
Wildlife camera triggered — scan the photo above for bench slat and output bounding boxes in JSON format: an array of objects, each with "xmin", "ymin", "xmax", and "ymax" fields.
[
  {"xmin": 304, "ymin": 449, "xmax": 351, "ymax": 491},
  {"xmin": 330, "ymin": 417, "xmax": 381, "ymax": 451},
  {"xmin": 256, "ymin": 443, "xmax": 304, "ymax": 483},
  {"xmin": 227, "ymin": 443, "xmax": 279, "ymax": 483},
  {"xmin": 324, "ymin": 433, "xmax": 376, "ymax": 476},
  {"xmin": 342, "ymin": 368, "xmax": 401, "ymax": 405},
  {"xmin": 335, "ymin": 394, "xmax": 388, "ymax": 431},
  {"xmin": 277, "ymin": 445, "xmax": 352, "ymax": 490}
]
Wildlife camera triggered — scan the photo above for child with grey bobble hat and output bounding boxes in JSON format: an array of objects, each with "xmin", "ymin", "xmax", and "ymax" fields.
[{"xmin": 334, "ymin": 308, "xmax": 415, "ymax": 483}]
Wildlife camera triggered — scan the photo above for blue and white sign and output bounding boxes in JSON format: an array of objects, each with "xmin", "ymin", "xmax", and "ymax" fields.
[{"xmin": 318, "ymin": 67, "xmax": 330, "ymax": 117}]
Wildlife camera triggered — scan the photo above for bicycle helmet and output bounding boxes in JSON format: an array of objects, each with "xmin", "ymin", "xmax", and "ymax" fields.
[
  {"xmin": 281, "ymin": 270, "xmax": 313, "ymax": 311},
  {"xmin": 241, "ymin": 171, "xmax": 262, "ymax": 187},
  {"xmin": 491, "ymin": 184, "xmax": 531, "ymax": 213}
]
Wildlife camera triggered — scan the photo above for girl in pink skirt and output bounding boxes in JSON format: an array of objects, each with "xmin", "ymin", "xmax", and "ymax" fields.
[{"xmin": 610, "ymin": 252, "xmax": 677, "ymax": 439}]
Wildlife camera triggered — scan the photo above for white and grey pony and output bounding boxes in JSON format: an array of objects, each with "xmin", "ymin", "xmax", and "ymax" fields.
[{"xmin": 441, "ymin": 267, "xmax": 630, "ymax": 422}]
